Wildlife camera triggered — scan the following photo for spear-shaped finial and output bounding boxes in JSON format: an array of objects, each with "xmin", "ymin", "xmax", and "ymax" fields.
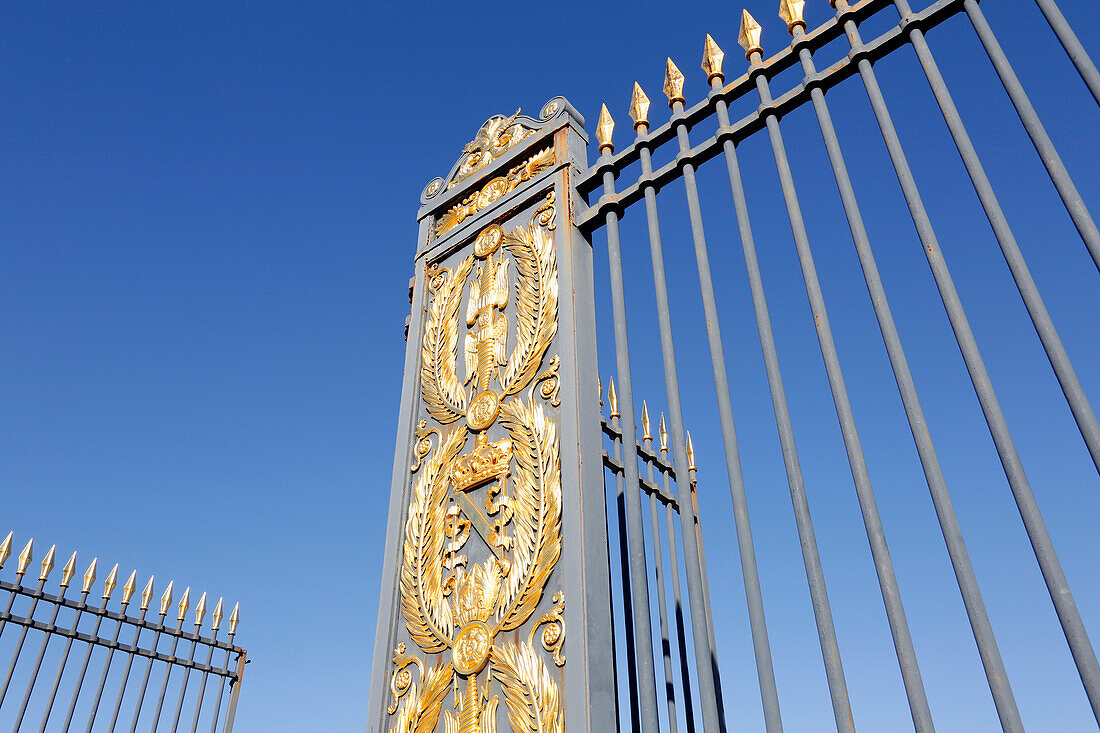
[
  {"xmin": 194, "ymin": 592, "xmax": 208, "ymax": 627},
  {"xmin": 641, "ymin": 401, "xmax": 652, "ymax": 443},
  {"xmin": 608, "ymin": 377, "xmax": 620, "ymax": 419},
  {"xmin": 16, "ymin": 538, "xmax": 34, "ymax": 578},
  {"xmin": 212, "ymin": 597, "xmax": 225, "ymax": 631},
  {"xmin": 596, "ymin": 104, "xmax": 615, "ymax": 154},
  {"xmin": 59, "ymin": 551, "xmax": 78, "ymax": 589},
  {"xmin": 82, "ymin": 557, "xmax": 98, "ymax": 594},
  {"xmin": 122, "ymin": 570, "xmax": 138, "ymax": 605},
  {"xmin": 103, "ymin": 563, "xmax": 119, "ymax": 599},
  {"xmin": 739, "ymin": 9, "xmax": 763, "ymax": 59},
  {"xmin": 629, "ymin": 83, "xmax": 650, "ymax": 131},
  {"xmin": 659, "ymin": 413, "xmax": 669, "ymax": 453},
  {"xmin": 229, "ymin": 602, "xmax": 240, "ymax": 635},
  {"xmin": 779, "ymin": 0, "xmax": 806, "ymax": 33},
  {"xmin": 178, "ymin": 586, "xmax": 191, "ymax": 622},
  {"xmin": 598, "ymin": 375, "xmax": 603, "ymax": 408},
  {"xmin": 686, "ymin": 430, "xmax": 698, "ymax": 472},
  {"xmin": 663, "ymin": 58, "xmax": 685, "ymax": 108},
  {"xmin": 140, "ymin": 575, "xmax": 155, "ymax": 611},
  {"xmin": 39, "ymin": 544, "xmax": 57, "ymax": 582},
  {"xmin": 159, "ymin": 580, "xmax": 174, "ymax": 616},
  {"xmin": 0, "ymin": 531, "xmax": 12, "ymax": 570},
  {"xmin": 702, "ymin": 34, "xmax": 726, "ymax": 83}
]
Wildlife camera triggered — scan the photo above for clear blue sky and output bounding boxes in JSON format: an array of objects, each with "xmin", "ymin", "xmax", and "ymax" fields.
[{"xmin": 1, "ymin": 1, "xmax": 1098, "ymax": 731}]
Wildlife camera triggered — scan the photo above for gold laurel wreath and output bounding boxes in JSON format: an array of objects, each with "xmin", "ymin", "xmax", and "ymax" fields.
[
  {"xmin": 491, "ymin": 641, "xmax": 564, "ymax": 733},
  {"xmin": 500, "ymin": 223, "xmax": 558, "ymax": 396},
  {"xmin": 421, "ymin": 256, "xmax": 475, "ymax": 424}
]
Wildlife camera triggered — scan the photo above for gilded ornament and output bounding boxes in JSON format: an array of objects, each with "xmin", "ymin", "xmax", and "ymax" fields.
[
  {"xmin": 702, "ymin": 34, "xmax": 726, "ymax": 83},
  {"xmin": 739, "ymin": 9, "xmax": 763, "ymax": 59},
  {"xmin": 663, "ymin": 58, "xmax": 686, "ymax": 108},
  {"xmin": 779, "ymin": 0, "xmax": 806, "ymax": 33},
  {"xmin": 448, "ymin": 110, "xmax": 536, "ymax": 190},
  {"xmin": 629, "ymin": 83, "xmax": 651, "ymax": 131},
  {"xmin": 436, "ymin": 148, "xmax": 555, "ymax": 236}
]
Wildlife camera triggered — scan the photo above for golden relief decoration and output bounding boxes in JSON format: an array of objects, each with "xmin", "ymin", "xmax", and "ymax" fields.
[
  {"xmin": 391, "ymin": 195, "xmax": 563, "ymax": 733},
  {"xmin": 435, "ymin": 148, "xmax": 555, "ymax": 237},
  {"xmin": 448, "ymin": 111, "xmax": 536, "ymax": 191}
]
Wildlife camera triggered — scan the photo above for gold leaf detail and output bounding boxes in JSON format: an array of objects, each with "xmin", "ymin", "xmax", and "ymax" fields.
[
  {"xmin": 390, "ymin": 660, "xmax": 454, "ymax": 733},
  {"xmin": 422, "ymin": 257, "xmax": 475, "ymax": 424},
  {"xmin": 500, "ymin": 223, "xmax": 558, "ymax": 397},
  {"xmin": 490, "ymin": 641, "xmax": 564, "ymax": 733},
  {"xmin": 437, "ymin": 148, "xmax": 555, "ymax": 237}
]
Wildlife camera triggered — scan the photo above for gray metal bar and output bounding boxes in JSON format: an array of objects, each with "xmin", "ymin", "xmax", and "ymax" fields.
[
  {"xmin": 662, "ymin": 463, "xmax": 696, "ymax": 733},
  {"xmin": 12, "ymin": 582, "xmax": 72, "ymax": 730},
  {"xmin": 611, "ymin": 409, "xmax": 641, "ymax": 733},
  {"xmin": 37, "ymin": 588, "xmax": 94, "ymax": 732},
  {"xmin": 189, "ymin": 628, "xmax": 219, "ymax": 733},
  {"xmin": 206, "ymin": 632, "xmax": 236, "ymax": 733},
  {"xmin": 791, "ymin": 26, "xmax": 935, "ymax": 731},
  {"xmin": 598, "ymin": 152, "xmax": 662, "ymax": 733},
  {"xmin": 956, "ymin": 0, "xmax": 1100, "ymax": 270},
  {"xmin": 128, "ymin": 608, "xmax": 171, "ymax": 733},
  {"xmin": 0, "ymin": 578, "xmax": 48, "ymax": 710},
  {"xmin": 170, "ymin": 627, "xmax": 203, "ymax": 731},
  {"xmin": 1033, "ymin": 0, "xmax": 1100, "ymax": 105},
  {"xmin": 60, "ymin": 593, "xmax": 113, "ymax": 730},
  {"xmin": 82, "ymin": 597, "xmax": 133, "ymax": 732},
  {"xmin": 686, "ymin": 478, "xmax": 720, "ymax": 715},
  {"xmin": 645, "ymin": 445, "xmax": 678, "ymax": 733},
  {"xmin": 221, "ymin": 652, "xmax": 245, "ymax": 733},
  {"xmin": 106, "ymin": 605, "xmax": 151, "ymax": 733},
  {"xmin": 839, "ymin": 3, "xmax": 1026, "ymax": 728},
  {"xmin": 149, "ymin": 615, "xmax": 187, "ymax": 730}
]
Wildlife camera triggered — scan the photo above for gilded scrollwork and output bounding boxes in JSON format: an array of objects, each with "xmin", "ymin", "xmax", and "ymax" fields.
[
  {"xmin": 448, "ymin": 111, "xmax": 537, "ymax": 191},
  {"xmin": 436, "ymin": 148, "xmax": 555, "ymax": 237}
]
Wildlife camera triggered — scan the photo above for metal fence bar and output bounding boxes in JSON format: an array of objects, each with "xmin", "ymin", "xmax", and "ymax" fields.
[
  {"xmin": 610, "ymin": 391, "xmax": 642, "ymax": 733},
  {"xmin": 61, "ymin": 572, "xmax": 116, "ymax": 730},
  {"xmin": 129, "ymin": 585, "xmax": 174, "ymax": 732},
  {"xmin": 150, "ymin": 593, "xmax": 190, "ymax": 731},
  {"xmin": 1032, "ymin": 0, "xmax": 1100, "ymax": 105},
  {"xmin": 206, "ymin": 616, "xmax": 238, "ymax": 733},
  {"xmin": 221, "ymin": 651, "xmax": 246, "ymax": 733},
  {"xmin": 190, "ymin": 615, "xmax": 221, "ymax": 733},
  {"xmin": 37, "ymin": 564, "xmax": 100, "ymax": 731},
  {"xmin": 660, "ymin": 431, "xmax": 696, "ymax": 733},
  {"xmin": 0, "ymin": 560, "xmax": 53, "ymax": 709},
  {"xmin": 106, "ymin": 579, "xmax": 154, "ymax": 733},
  {"xmin": 83, "ymin": 572, "xmax": 137, "ymax": 732},
  {"xmin": 171, "ymin": 595, "xmax": 207, "ymax": 733}
]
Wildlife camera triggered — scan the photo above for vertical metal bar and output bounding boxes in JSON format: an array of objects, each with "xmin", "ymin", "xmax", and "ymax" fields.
[
  {"xmin": 189, "ymin": 629, "xmax": 219, "ymax": 733},
  {"xmin": 106, "ymin": 603, "xmax": 151, "ymax": 733},
  {"xmin": 170, "ymin": 625, "xmax": 203, "ymax": 731},
  {"xmin": 955, "ymin": 0, "xmax": 1100, "ymax": 270},
  {"xmin": 221, "ymin": 652, "xmax": 245, "ymax": 733},
  {"xmin": 0, "ymin": 577, "xmax": 49, "ymax": 709},
  {"xmin": 1032, "ymin": 0, "xmax": 1100, "ymax": 105},
  {"xmin": 788, "ymin": 24, "xmax": 937, "ymax": 731},
  {"xmin": 838, "ymin": 3, "xmax": 1026, "ymax": 728},
  {"xmin": 60, "ymin": 592, "xmax": 113, "ymax": 730},
  {"xmin": 37, "ymin": 586, "xmax": 95, "ymax": 731},
  {"xmin": 83, "ymin": 596, "xmax": 134, "ymax": 731},
  {"xmin": 598, "ymin": 149, "xmax": 662, "ymax": 733},
  {"xmin": 644, "ymin": 440, "xmax": 678, "ymax": 733},
  {"xmin": 662, "ymin": 465, "xmax": 696, "ymax": 733},
  {"xmin": 687, "ymin": 478, "xmax": 719, "ymax": 701},
  {"xmin": 611, "ymin": 411, "xmax": 641, "ymax": 733},
  {"xmin": 636, "ymin": 110, "xmax": 773, "ymax": 731},
  {"xmin": 149, "ymin": 615, "xmax": 187, "ymax": 730},
  {"xmin": 13, "ymin": 582, "xmax": 73, "ymax": 729},
  {"xmin": 886, "ymin": 2, "xmax": 1100, "ymax": 714},
  {"xmin": 207, "ymin": 630, "xmax": 236, "ymax": 733},
  {"xmin": 128, "ymin": 608, "xmax": 171, "ymax": 733}
]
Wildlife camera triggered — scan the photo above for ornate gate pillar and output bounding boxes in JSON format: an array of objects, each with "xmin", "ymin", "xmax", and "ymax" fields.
[{"xmin": 366, "ymin": 98, "xmax": 615, "ymax": 733}]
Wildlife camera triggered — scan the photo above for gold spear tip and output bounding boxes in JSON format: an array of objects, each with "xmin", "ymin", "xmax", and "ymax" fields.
[
  {"xmin": 629, "ymin": 82, "xmax": 650, "ymax": 131},
  {"xmin": 596, "ymin": 104, "xmax": 615, "ymax": 154},
  {"xmin": 60, "ymin": 551, "xmax": 78, "ymax": 588},
  {"xmin": 702, "ymin": 34, "xmax": 726, "ymax": 83},
  {"xmin": 39, "ymin": 544, "xmax": 57, "ymax": 582},
  {"xmin": 663, "ymin": 58, "xmax": 685, "ymax": 108},
  {"xmin": 194, "ymin": 591, "xmax": 208, "ymax": 627},
  {"xmin": 608, "ymin": 377, "xmax": 620, "ymax": 419},
  {"xmin": 229, "ymin": 602, "xmax": 240, "ymax": 635},
  {"xmin": 82, "ymin": 557, "xmax": 98, "ymax": 593},
  {"xmin": 779, "ymin": 0, "xmax": 806, "ymax": 33},
  {"xmin": 659, "ymin": 413, "xmax": 669, "ymax": 453},
  {"xmin": 140, "ymin": 575, "xmax": 155, "ymax": 611},
  {"xmin": 17, "ymin": 538, "xmax": 34, "ymax": 577},
  {"xmin": 739, "ymin": 9, "xmax": 763, "ymax": 59},
  {"xmin": 686, "ymin": 430, "xmax": 697, "ymax": 472},
  {"xmin": 0, "ymin": 531, "xmax": 12, "ymax": 570},
  {"xmin": 598, "ymin": 375, "xmax": 603, "ymax": 407},
  {"xmin": 212, "ymin": 597, "xmax": 224, "ymax": 631},
  {"xmin": 159, "ymin": 580, "xmax": 175, "ymax": 616},
  {"xmin": 122, "ymin": 570, "xmax": 137, "ymax": 605},
  {"xmin": 103, "ymin": 563, "xmax": 119, "ymax": 599},
  {"xmin": 641, "ymin": 401, "xmax": 652, "ymax": 442},
  {"xmin": 177, "ymin": 586, "xmax": 191, "ymax": 622}
]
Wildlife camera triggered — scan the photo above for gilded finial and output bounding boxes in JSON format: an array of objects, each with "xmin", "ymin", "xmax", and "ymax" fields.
[
  {"xmin": 641, "ymin": 401, "xmax": 652, "ymax": 443},
  {"xmin": 686, "ymin": 430, "xmax": 697, "ymax": 472},
  {"xmin": 629, "ymin": 83, "xmax": 650, "ymax": 131},
  {"xmin": 212, "ymin": 597, "xmax": 224, "ymax": 631},
  {"xmin": 178, "ymin": 586, "xmax": 191, "ymax": 622},
  {"xmin": 122, "ymin": 570, "xmax": 137, "ymax": 605},
  {"xmin": 229, "ymin": 602, "xmax": 240, "ymax": 635},
  {"xmin": 39, "ymin": 544, "xmax": 57, "ymax": 582},
  {"xmin": 0, "ymin": 531, "xmax": 12, "ymax": 570},
  {"xmin": 140, "ymin": 576, "xmax": 155, "ymax": 611},
  {"xmin": 59, "ymin": 551, "xmax": 78, "ymax": 589},
  {"xmin": 596, "ymin": 104, "xmax": 615, "ymax": 154},
  {"xmin": 663, "ymin": 58, "xmax": 685, "ymax": 108},
  {"xmin": 103, "ymin": 563, "xmax": 119, "ymax": 600},
  {"xmin": 608, "ymin": 377, "xmax": 620, "ymax": 419},
  {"xmin": 739, "ymin": 10, "xmax": 763, "ymax": 59},
  {"xmin": 659, "ymin": 413, "xmax": 669, "ymax": 453},
  {"xmin": 598, "ymin": 375, "xmax": 603, "ymax": 407},
  {"xmin": 195, "ymin": 592, "xmax": 207, "ymax": 627},
  {"xmin": 82, "ymin": 558, "xmax": 98, "ymax": 593},
  {"xmin": 779, "ymin": 0, "xmax": 806, "ymax": 33},
  {"xmin": 159, "ymin": 580, "xmax": 174, "ymax": 616},
  {"xmin": 16, "ymin": 538, "xmax": 34, "ymax": 578},
  {"xmin": 702, "ymin": 34, "xmax": 726, "ymax": 83}
]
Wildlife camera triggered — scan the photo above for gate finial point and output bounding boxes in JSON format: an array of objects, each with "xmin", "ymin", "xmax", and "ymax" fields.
[
  {"xmin": 212, "ymin": 597, "xmax": 224, "ymax": 631},
  {"xmin": 103, "ymin": 563, "xmax": 119, "ymax": 599},
  {"xmin": 596, "ymin": 104, "xmax": 615, "ymax": 154},
  {"xmin": 0, "ymin": 531, "xmax": 12, "ymax": 570},
  {"xmin": 702, "ymin": 34, "xmax": 726, "ymax": 83},
  {"xmin": 738, "ymin": 10, "xmax": 763, "ymax": 59},
  {"xmin": 159, "ymin": 580, "xmax": 175, "ymax": 616},
  {"xmin": 178, "ymin": 586, "xmax": 191, "ymax": 621},
  {"xmin": 641, "ymin": 401, "xmax": 652, "ymax": 442},
  {"xmin": 140, "ymin": 575, "xmax": 155, "ymax": 611},
  {"xmin": 663, "ymin": 58, "xmax": 686, "ymax": 108},
  {"xmin": 16, "ymin": 538, "xmax": 34, "ymax": 578},
  {"xmin": 659, "ymin": 413, "xmax": 669, "ymax": 453},
  {"xmin": 229, "ymin": 602, "xmax": 240, "ymax": 635},
  {"xmin": 607, "ymin": 377, "xmax": 620, "ymax": 419},
  {"xmin": 82, "ymin": 557, "xmax": 98, "ymax": 594},
  {"xmin": 629, "ymin": 83, "xmax": 650, "ymax": 131},
  {"xmin": 779, "ymin": 0, "xmax": 806, "ymax": 34},
  {"xmin": 60, "ymin": 551, "xmax": 78, "ymax": 589},
  {"xmin": 686, "ymin": 430, "xmax": 697, "ymax": 472},
  {"xmin": 195, "ymin": 591, "xmax": 208, "ymax": 627},
  {"xmin": 39, "ymin": 544, "xmax": 57, "ymax": 582},
  {"xmin": 122, "ymin": 570, "xmax": 137, "ymax": 605}
]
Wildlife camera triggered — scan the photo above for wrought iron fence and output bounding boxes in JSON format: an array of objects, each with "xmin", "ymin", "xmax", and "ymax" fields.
[{"xmin": 0, "ymin": 532, "xmax": 246, "ymax": 732}]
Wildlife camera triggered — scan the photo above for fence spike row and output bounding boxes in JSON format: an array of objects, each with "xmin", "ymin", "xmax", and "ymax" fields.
[
  {"xmin": 141, "ymin": 574, "xmax": 156, "ymax": 610},
  {"xmin": 663, "ymin": 58, "xmax": 685, "ymax": 107},
  {"xmin": 608, "ymin": 377, "xmax": 620, "ymax": 419},
  {"xmin": 212, "ymin": 597, "xmax": 224, "ymax": 631},
  {"xmin": 229, "ymin": 602, "xmax": 240, "ymax": 635},
  {"xmin": 702, "ymin": 34, "xmax": 726, "ymax": 83},
  {"xmin": 16, "ymin": 538, "xmax": 33, "ymax": 577},
  {"xmin": 738, "ymin": 9, "xmax": 763, "ymax": 59},
  {"xmin": 122, "ymin": 569, "xmax": 138, "ymax": 605},
  {"xmin": 82, "ymin": 557, "xmax": 98, "ymax": 593},
  {"xmin": 160, "ymin": 580, "xmax": 175, "ymax": 615},
  {"xmin": 178, "ymin": 586, "xmax": 191, "ymax": 621},
  {"xmin": 596, "ymin": 104, "xmax": 615, "ymax": 154},
  {"xmin": 39, "ymin": 544, "xmax": 57, "ymax": 581},
  {"xmin": 0, "ymin": 531, "xmax": 12, "ymax": 570},
  {"xmin": 195, "ymin": 592, "xmax": 208, "ymax": 627},
  {"xmin": 686, "ymin": 430, "xmax": 697, "ymax": 472},
  {"xmin": 59, "ymin": 551, "xmax": 78, "ymax": 588},
  {"xmin": 103, "ymin": 563, "xmax": 119, "ymax": 599},
  {"xmin": 629, "ymin": 82, "xmax": 650, "ymax": 131},
  {"xmin": 778, "ymin": 0, "xmax": 806, "ymax": 33},
  {"xmin": 641, "ymin": 400, "xmax": 652, "ymax": 442},
  {"xmin": 659, "ymin": 413, "xmax": 669, "ymax": 453}
]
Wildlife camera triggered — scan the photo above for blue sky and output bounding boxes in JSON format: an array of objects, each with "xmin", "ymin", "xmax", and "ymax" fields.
[{"xmin": 1, "ymin": 1, "xmax": 1098, "ymax": 731}]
